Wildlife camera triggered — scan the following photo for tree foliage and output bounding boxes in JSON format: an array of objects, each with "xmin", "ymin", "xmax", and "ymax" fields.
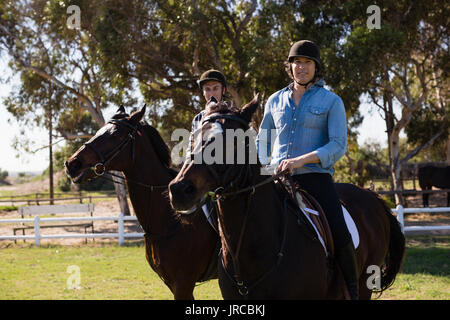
[{"xmin": 1, "ymin": 0, "xmax": 448, "ymax": 199}]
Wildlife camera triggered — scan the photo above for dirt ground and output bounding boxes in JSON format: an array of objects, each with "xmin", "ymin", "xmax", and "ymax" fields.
[{"xmin": 0, "ymin": 184, "xmax": 449, "ymax": 246}]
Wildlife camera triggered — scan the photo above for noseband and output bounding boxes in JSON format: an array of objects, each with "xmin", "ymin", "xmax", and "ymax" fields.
[{"xmin": 84, "ymin": 119, "xmax": 142, "ymax": 176}]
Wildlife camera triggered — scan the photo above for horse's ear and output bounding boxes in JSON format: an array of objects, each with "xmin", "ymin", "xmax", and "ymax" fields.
[
  {"xmin": 117, "ymin": 105, "xmax": 126, "ymax": 114},
  {"xmin": 129, "ymin": 104, "xmax": 146, "ymax": 124},
  {"xmin": 240, "ymin": 93, "xmax": 259, "ymax": 123}
]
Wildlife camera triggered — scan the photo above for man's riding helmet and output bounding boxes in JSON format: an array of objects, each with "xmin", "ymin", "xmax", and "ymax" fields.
[
  {"xmin": 287, "ymin": 40, "xmax": 322, "ymax": 87},
  {"xmin": 288, "ymin": 40, "xmax": 321, "ymax": 68},
  {"xmin": 198, "ymin": 69, "xmax": 227, "ymax": 90}
]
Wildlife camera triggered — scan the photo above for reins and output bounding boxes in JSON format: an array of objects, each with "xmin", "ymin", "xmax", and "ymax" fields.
[
  {"xmin": 210, "ymin": 168, "xmax": 289, "ymax": 298},
  {"xmin": 197, "ymin": 110, "xmax": 291, "ymax": 297}
]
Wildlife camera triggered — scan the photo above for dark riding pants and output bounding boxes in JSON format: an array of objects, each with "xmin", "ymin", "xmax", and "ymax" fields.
[{"xmin": 292, "ymin": 173, "xmax": 351, "ymax": 249}]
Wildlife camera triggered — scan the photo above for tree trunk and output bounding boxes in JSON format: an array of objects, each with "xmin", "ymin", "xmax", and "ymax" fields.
[
  {"xmin": 446, "ymin": 138, "xmax": 450, "ymax": 165},
  {"xmin": 110, "ymin": 170, "xmax": 131, "ymax": 216},
  {"xmin": 389, "ymin": 132, "xmax": 405, "ymax": 206},
  {"xmin": 383, "ymin": 91, "xmax": 396, "ymax": 203},
  {"xmin": 48, "ymin": 103, "xmax": 54, "ymax": 205}
]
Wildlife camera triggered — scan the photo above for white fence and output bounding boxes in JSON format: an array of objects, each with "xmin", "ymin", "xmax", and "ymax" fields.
[
  {"xmin": 1, "ymin": 206, "xmax": 449, "ymax": 246},
  {"xmin": 393, "ymin": 205, "xmax": 450, "ymax": 234},
  {"xmin": 0, "ymin": 213, "xmax": 143, "ymax": 246}
]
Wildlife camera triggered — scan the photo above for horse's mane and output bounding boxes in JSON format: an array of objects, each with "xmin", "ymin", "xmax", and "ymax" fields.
[
  {"xmin": 110, "ymin": 110, "xmax": 177, "ymax": 176},
  {"xmin": 140, "ymin": 122, "xmax": 178, "ymax": 177},
  {"xmin": 204, "ymin": 101, "xmax": 239, "ymax": 117},
  {"xmin": 140, "ymin": 123, "xmax": 170, "ymax": 167}
]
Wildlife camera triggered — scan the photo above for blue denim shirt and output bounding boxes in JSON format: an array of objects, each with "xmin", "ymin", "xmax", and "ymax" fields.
[{"xmin": 256, "ymin": 80, "xmax": 347, "ymax": 175}]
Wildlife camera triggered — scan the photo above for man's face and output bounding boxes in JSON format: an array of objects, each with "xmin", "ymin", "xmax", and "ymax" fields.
[
  {"xmin": 291, "ymin": 57, "xmax": 316, "ymax": 84},
  {"xmin": 202, "ymin": 80, "xmax": 224, "ymax": 102}
]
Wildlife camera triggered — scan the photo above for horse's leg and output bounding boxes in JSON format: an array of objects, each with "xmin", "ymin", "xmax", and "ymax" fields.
[
  {"xmin": 173, "ymin": 280, "xmax": 195, "ymax": 300},
  {"xmin": 358, "ymin": 277, "xmax": 373, "ymax": 300},
  {"xmin": 423, "ymin": 189, "xmax": 429, "ymax": 207}
]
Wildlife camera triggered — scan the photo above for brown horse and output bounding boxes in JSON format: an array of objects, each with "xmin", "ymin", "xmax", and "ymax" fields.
[
  {"xmin": 65, "ymin": 106, "xmax": 218, "ymax": 299},
  {"xmin": 418, "ymin": 165, "xmax": 450, "ymax": 207},
  {"xmin": 168, "ymin": 97, "xmax": 405, "ymax": 299}
]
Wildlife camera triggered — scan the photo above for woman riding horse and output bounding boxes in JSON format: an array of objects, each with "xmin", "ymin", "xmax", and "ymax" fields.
[
  {"xmin": 168, "ymin": 97, "xmax": 405, "ymax": 299},
  {"xmin": 256, "ymin": 40, "xmax": 358, "ymax": 299}
]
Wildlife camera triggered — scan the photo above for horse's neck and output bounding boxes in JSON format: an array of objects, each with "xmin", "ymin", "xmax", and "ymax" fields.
[
  {"xmin": 124, "ymin": 143, "xmax": 176, "ymax": 236},
  {"xmin": 219, "ymin": 169, "xmax": 282, "ymax": 256}
]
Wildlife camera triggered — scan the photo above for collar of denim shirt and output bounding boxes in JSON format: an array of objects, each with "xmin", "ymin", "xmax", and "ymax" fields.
[{"xmin": 287, "ymin": 79, "xmax": 324, "ymax": 94}]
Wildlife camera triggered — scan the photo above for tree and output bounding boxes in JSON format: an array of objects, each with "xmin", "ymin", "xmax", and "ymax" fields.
[
  {"xmin": 327, "ymin": 0, "xmax": 448, "ymax": 205},
  {"xmin": 0, "ymin": 0, "xmax": 134, "ymax": 214},
  {"xmin": 0, "ymin": 168, "xmax": 9, "ymax": 185}
]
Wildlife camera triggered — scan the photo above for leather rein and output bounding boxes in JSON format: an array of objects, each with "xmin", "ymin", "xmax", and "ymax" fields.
[{"xmin": 199, "ymin": 112, "xmax": 289, "ymax": 297}]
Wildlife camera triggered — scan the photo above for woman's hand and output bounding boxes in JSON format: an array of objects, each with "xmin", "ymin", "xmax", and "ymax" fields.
[
  {"xmin": 277, "ymin": 151, "xmax": 320, "ymax": 174},
  {"xmin": 277, "ymin": 157, "xmax": 304, "ymax": 174}
]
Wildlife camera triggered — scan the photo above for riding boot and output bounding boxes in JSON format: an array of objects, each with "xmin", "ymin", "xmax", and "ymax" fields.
[{"xmin": 336, "ymin": 241, "xmax": 359, "ymax": 300}]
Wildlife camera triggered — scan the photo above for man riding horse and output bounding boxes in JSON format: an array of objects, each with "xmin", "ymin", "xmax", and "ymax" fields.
[
  {"xmin": 256, "ymin": 40, "xmax": 359, "ymax": 299},
  {"xmin": 186, "ymin": 69, "xmax": 230, "ymax": 161}
]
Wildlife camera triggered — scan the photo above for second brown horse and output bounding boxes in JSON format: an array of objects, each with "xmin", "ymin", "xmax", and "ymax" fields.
[{"xmin": 65, "ymin": 106, "xmax": 218, "ymax": 299}]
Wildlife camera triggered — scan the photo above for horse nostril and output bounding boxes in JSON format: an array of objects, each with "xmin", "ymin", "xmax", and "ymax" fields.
[
  {"xmin": 169, "ymin": 181, "xmax": 196, "ymax": 197},
  {"xmin": 184, "ymin": 184, "xmax": 195, "ymax": 195}
]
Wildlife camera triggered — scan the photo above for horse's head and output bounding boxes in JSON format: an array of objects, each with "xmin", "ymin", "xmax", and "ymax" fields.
[
  {"xmin": 169, "ymin": 95, "xmax": 259, "ymax": 214},
  {"xmin": 65, "ymin": 105, "xmax": 146, "ymax": 184}
]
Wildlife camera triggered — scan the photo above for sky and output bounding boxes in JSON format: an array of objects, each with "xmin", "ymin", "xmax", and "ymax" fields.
[{"xmin": 0, "ymin": 58, "xmax": 392, "ymax": 174}]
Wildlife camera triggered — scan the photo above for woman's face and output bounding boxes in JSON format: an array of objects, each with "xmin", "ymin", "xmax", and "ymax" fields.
[
  {"xmin": 291, "ymin": 57, "xmax": 316, "ymax": 84},
  {"xmin": 202, "ymin": 80, "xmax": 224, "ymax": 102}
]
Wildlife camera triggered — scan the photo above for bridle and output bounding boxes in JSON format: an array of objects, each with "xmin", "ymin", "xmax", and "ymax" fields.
[
  {"xmin": 196, "ymin": 112, "xmax": 289, "ymax": 297},
  {"xmin": 84, "ymin": 118, "xmax": 142, "ymax": 177},
  {"xmin": 79, "ymin": 118, "xmax": 167, "ymax": 191}
]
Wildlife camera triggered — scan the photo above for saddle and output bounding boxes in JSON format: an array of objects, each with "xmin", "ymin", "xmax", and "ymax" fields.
[{"xmin": 276, "ymin": 175, "xmax": 335, "ymax": 258}]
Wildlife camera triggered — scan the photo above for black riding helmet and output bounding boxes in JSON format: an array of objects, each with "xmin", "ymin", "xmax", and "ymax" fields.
[
  {"xmin": 198, "ymin": 69, "xmax": 227, "ymax": 90},
  {"xmin": 288, "ymin": 40, "xmax": 322, "ymax": 87},
  {"xmin": 288, "ymin": 40, "xmax": 321, "ymax": 68}
]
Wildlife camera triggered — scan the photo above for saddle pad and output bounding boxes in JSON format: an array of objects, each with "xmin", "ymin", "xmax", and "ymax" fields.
[
  {"xmin": 296, "ymin": 192, "xmax": 359, "ymax": 255},
  {"xmin": 342, "ymin": 204, "xmax": 360, "ymax": 249}
]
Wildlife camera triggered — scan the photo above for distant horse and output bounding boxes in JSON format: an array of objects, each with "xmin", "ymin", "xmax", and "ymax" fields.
[
  {"xmin": 65, "ymin": 106, "xmax": 218, "ymax": 299},
  {"xmin": 168, "ymin": 97, "xmax": 405, "ymax": 299},
  {"xmin": 418, "ymin": 165, "xmax": 450, "ymax": 207}
]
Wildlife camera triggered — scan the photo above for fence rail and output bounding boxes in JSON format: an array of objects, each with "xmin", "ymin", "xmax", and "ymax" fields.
[
  {"xmin": 377, "ymin": 189, "xmax": 450, "ymax": 196},
  {"xmin": 1, "ymin": 206, "xmax": 449, "ymax": 246},
  {"xmin": 0, "ymin": 193, "xmax": 117, "ymax": 206},
  {"xmin": 0, "ymin": 213, "xmax": 143, "ymax": 246},
  {"xmin": 393, "ymin": 205, "xmax": 450, "ymax": 234}
]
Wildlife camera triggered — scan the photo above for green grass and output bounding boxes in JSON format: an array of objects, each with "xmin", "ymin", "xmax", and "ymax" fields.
[
  {"xmin": 378, "ymin": 236, "xmax": 450, "ymax": 300},
  {"xmin": 0, "ymin": 242, "xmax": 219, "ymax": 300},
  {"xmin": 0, "ymin": 236, "xmax": 448, "ymax": 300},
  {"xmin": 0, "ymin": 205, "xmax": 18, "ymax": 212}
]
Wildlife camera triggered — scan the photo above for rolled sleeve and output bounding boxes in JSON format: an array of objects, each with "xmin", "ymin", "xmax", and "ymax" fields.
[{"xmin": 315, "ymin": 97, "xmax": 347, "ymax": 168}]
